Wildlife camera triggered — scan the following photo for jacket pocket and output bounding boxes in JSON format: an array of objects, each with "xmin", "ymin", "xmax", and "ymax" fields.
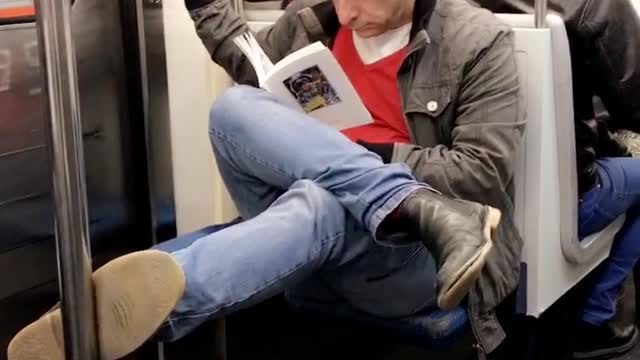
[
  {"xmin": 405, "ymin": 84, "xmax": 452, "ymax": 118},
  {"xmin": 404, "ymin": 84, "xmax": 453, "ymax": 146}
]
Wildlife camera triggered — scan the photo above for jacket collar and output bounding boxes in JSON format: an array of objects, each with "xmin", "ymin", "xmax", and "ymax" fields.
[{"xmin": 410, "ymin": 0, "xmax": 438, "ymax": 39}]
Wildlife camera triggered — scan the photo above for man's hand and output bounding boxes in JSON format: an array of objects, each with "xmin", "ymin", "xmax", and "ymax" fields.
[{"xmin": 357, "ymin": 140, "xmax": 394, "ymax": 164}]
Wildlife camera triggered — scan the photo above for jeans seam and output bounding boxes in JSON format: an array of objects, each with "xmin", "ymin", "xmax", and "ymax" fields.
[
  {"xmin": 167, "ymin": 232, "xmax": 344, "ymax": 324},
  {"xmin": 594, "ymin": 205, "xmax": 623, "ymax": 224},
  {"xmin": 210, "ymin": 127, "xmax": 294, "ymax": 181}
]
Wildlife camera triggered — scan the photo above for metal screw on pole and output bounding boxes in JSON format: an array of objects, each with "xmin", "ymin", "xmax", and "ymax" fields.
[{"xmin": 231, "ymin": 0, "xmax": 245, "ymax": 17}]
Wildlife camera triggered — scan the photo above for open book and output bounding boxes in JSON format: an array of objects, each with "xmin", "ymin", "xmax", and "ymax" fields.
[{"xmin": 233, "ymin": 32, "xmax": 372, "ymax": 130}]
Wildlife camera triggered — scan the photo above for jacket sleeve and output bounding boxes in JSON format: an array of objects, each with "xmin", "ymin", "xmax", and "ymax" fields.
[
  {"xmin": 185, "ymin": 0, "xmax": 298, "ymax": 86},
  {"xmin": 392, "ymin": 31, "xmax": 525, "ymax": 199}
]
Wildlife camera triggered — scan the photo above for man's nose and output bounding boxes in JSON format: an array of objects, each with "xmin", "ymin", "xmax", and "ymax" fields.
[{"xmin": 335, "ymin": 1, "xmax": 359, "ymax": 27}]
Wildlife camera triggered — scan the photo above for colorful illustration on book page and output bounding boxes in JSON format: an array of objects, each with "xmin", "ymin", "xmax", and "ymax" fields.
[{"xmin": 283, "ymin": 65, "xmax": 341, "ymax": 113}]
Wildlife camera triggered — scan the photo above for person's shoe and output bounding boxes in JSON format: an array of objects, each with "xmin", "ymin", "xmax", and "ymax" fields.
[
  {"xmin": 7, "ymin": 250, "xmax": 185, "ymax": 360},
  {"xmin": 391, "ymin": 188, "xmax": 501, "ymax": 311},
  {"xmin": 572, "ymin": 321, "xmax": 640, "ymax": 359}
]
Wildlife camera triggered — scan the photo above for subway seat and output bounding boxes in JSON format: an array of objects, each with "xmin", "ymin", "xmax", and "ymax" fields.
[{"xmin": 500, "ymin": 14, "xmax": 625, "ymax": 319}]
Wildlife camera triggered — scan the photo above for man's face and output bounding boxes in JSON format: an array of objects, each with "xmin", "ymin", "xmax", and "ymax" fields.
[{"xmin": 333, "ymin": 0, "xmax": 414, "ymax": 38}]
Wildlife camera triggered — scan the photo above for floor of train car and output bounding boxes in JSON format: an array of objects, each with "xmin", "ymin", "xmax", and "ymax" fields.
[{"xmin": 2, "ymin": 272, "xmax": 640, "ymax": 360}]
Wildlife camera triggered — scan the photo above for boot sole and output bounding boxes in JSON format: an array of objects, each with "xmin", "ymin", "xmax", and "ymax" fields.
[
  {"xmin": 438, "ymin": 207, "xmax": 501, "ymax": 311},
  {"xmin": 573, "ymin": 326, "xmax": 640, "ymax": 359},
  {"xmin": 7, "ymin": 250, "xmax": 185, "ymax": 360}
]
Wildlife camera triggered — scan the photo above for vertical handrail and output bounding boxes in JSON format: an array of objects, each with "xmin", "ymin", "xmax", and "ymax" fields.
[
  {"xmin": 119, "ymin": 0, "xmax": 158, "ymax": 246},
  {"xmin": 535, "ymin": 0, "xmax": 548, "ymax": 28},
  {"xmin": 33, "ymin": 0, "xmax": 99, "ymax": 358},
  {"xmin": 231, "ymin": 0, "xmax": 244, "ymax": 17}
]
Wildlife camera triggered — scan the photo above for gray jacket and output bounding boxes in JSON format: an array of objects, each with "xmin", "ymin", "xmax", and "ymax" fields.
[{"xmin": 186, "ymin": 0, "xmax": 526, "ymax": 353}]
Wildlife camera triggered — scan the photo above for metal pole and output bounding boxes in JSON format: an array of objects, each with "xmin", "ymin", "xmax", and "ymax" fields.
[
  {"xmin": 33, "ymin": 0, "xmax": 99, "ymax": 358},
  {"xmin": 120, "ymin": 0, "xmax": 158, "ymax": 246},
  {"xmin": 231, "ymin": 0, "xmax": 244, "ymax": 17},
  {"xmin": 535, "ymin": 0, "xmax": 548, "ymax": 28}
]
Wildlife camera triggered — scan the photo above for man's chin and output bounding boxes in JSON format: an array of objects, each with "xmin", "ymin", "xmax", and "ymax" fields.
[{"xmin": 354, "ymin": 26, "xmax": 385, "ymax": 38}]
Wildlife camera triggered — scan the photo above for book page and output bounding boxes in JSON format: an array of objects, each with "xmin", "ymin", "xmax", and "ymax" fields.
[
  {"xmin": 263, "ymin": 43, "xmax": 372, "ymax": 130},
  {"xmin": 233, "ymin": 31, "xmax": 273, "ymax": 85}
]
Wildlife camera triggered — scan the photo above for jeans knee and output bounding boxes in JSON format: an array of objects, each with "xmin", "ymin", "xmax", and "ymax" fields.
[
  {"xmin": 285, "ymin": 180, "xmax": 346, "ymax": 229},
  {"xmin": 209, "ymin": 85, "xmax": 260, "ymax": 136}
]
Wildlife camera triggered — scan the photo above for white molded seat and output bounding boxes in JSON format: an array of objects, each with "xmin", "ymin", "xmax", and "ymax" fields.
[
  {"xmin": 238, "ymin": 0, "xmax": 284, "ymax": 28},
  {"xmin": 497, "ymin": 13, "xmax": 625, "ymax": 317}
]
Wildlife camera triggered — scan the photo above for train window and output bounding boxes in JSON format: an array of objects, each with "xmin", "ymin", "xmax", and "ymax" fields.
[{"xmin": 0, "ymin": 1, "xmax": 35, "ymax": 24}]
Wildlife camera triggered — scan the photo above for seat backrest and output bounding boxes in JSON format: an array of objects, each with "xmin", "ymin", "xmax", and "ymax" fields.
[{"xmin": 497, "ymin": 14, "xmax": 624, "ymax": 317}]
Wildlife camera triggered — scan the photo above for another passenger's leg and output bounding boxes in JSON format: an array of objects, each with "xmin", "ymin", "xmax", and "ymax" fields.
[
  {"xmin": 7, "ymin": 180, "xmax": 349, "ymax": 360},
  {"xmin": 574, "ymin": 211, "xmax": 640, "ymax": 359},
  {"xmin": 574, "ymin": 158, "xmax": 640, "ymax": 358},
  {"xmin": 209, "ymin": 85, "xmax": 501, "ymax": 309},
  {"xmin": 582, "ymin": 210, "xmax": 640, "ymax": 327}
]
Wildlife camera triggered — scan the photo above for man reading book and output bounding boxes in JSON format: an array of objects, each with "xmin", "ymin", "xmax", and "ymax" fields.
[{"xmin": 8, "ymin": 0, "xmax": 525, "ymax": 359}]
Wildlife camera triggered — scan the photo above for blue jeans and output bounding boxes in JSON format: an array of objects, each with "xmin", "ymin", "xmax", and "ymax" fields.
[
  {"xmin": 579, "ymin": 158, "xmax": 640, "ymax": 326},
  {"xmin": 154, "ymin": 86, "xmax": 437, "ymax": 341}
]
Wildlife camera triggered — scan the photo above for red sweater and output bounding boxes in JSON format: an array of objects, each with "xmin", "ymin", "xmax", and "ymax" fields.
[{"xmin": 333, "ymin": 26, "xmax": 411, "ymax": 144}]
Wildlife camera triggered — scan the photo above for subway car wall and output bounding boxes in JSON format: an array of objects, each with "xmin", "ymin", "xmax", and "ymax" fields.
[{"xmin": 0, "ymin": 0, "xmax": 175, "ymax": 304}]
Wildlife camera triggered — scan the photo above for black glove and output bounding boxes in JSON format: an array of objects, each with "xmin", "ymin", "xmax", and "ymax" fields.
[{"xmin": 357, "ymin": 140, "xmax": 394, "ymax": 164}]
